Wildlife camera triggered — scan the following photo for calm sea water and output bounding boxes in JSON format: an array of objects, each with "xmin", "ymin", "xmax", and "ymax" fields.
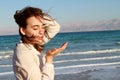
[{"xmin": 0, "ymin": 30, "xmax": 120, "ymax": 78}]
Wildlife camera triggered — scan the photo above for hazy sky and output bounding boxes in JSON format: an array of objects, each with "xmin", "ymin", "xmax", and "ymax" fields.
[{"xmin": 1, "ymin": 0, "xmax": 120, "ymax": 35}]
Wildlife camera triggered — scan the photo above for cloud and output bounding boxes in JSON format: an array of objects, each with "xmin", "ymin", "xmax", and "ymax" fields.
[{"xmin": 60, "ymin": 18, "xmax": 120, "ymax": 32}]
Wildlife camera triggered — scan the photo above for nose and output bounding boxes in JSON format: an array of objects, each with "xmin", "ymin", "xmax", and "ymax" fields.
[{"xmin": 39, "ymin": 27, "xmax": 44, "ymax": 35}]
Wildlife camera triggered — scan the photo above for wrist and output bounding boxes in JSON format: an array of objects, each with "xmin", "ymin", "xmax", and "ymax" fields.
[{"xmin": 45, "ymin": 56, "xmax": 53, "ymax": 64}]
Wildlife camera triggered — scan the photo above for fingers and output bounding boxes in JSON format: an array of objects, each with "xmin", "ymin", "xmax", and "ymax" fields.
[
  {"xmin": 60, "ymin": 42, "xmax": 68, "ymax": 51},
  {"xmin": 55, "ymin": 42, "xmax": 68, "ymax": 54},
  {"xmin": 46, "ymin": 42, "xmax": 68, "ymax": 57}
]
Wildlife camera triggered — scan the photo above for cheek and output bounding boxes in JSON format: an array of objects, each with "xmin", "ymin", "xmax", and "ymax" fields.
[
  {"xmin": 25, "ymin": 29, "xmax": 36, "ymax": 37},
  {"xmin": 38, "ymin": 29, "xmax": 45, "ymax": 35},
  {"xmin": 42, "ymin": 29, "xmax": 45, "ymax": 34},
  {"xmin": 25, "ymin": 29, "xmax": 45, "ymax": 37}
]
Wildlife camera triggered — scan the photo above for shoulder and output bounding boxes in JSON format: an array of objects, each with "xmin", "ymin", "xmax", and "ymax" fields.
[
  {"xmin": 14, "ymin": 42, "xmax": 34, "ymax": 59},
  {"xmin": 15, "ymin": 43, "xmax": 32, "ymax": 52}
]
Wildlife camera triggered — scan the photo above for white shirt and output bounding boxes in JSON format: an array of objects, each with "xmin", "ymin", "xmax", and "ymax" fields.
[{"xmin": 13, "ymin": 19, "xmax": 60, "ymax": 80}]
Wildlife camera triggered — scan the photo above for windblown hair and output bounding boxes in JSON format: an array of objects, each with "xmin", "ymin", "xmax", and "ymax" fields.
[{"xmin": 14, "ymin": 6, "xmax": 52, "ymax": 52}]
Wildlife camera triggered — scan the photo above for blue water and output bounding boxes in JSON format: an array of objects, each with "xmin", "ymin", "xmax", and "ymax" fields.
[
  {"xmin": 0, "ymin": 30, "xmax": 120, "ymax": 78},
  {"xmin": 45, "ymin": 30, "xmax": 120, "ymax": 52}
]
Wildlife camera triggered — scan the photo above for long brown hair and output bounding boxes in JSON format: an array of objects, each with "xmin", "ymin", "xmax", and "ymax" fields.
[{"xmin": 14, "ymin": 6, "xmax": 53, "ymax": 52}]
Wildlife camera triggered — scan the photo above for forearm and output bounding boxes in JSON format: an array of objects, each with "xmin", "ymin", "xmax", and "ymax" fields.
[
  {"xmin": 42, "ymin": 63, "xmax": 54, "ymax": 80},
  {"xmin": 42, "ymin": 18, "xmax": 60, "ymax": 44}
]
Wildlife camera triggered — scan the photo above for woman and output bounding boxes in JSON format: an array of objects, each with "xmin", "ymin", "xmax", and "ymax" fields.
[{"xmin": 13, "ymin": 6, "xmax": 68, "ymax": 80}]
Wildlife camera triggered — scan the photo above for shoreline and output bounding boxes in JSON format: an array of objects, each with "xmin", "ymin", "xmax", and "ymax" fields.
[
  {"xmin": 0, "ymin": 67, "xmax": 120, "ymax": 80},
  {"xmin": 55, "ymin": 67, "xmax": 120, "ymax": 80}
]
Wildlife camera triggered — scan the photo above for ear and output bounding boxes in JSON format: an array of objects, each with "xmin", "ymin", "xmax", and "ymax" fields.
[{"xmin": 20, "ymin": 27, "xmax": 26, "ymax": 35}]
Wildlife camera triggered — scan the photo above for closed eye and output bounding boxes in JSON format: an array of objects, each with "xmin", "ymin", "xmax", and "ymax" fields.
[
  {"xmin": 32, "ymin": 25, "xmax": 39, "ymax": 30},
  {"xmin": 33, "ymin": 28, "xmax": 38, "ymax": 30}
]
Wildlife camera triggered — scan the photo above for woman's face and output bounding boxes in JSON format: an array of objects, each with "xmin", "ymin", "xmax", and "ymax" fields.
[{"xmin": 21, "ymin": 16, "xmax": 45, "ymax": 43}]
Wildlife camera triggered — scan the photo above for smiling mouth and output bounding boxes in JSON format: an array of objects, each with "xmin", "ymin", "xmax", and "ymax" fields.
[{"xmin": 39, "ymin": 36, "xmax": 44, "ymax": 40}]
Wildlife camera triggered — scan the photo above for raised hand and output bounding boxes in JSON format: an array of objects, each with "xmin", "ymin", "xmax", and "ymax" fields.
[{"xmin": 46, "ymin": 42, "xmax": 68, "ymax": 63}]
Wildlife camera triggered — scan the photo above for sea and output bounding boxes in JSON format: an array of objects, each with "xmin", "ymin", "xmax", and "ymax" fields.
[{"xmin": 0, "ymin": 30, "xmax": 120, "ymax": 80}]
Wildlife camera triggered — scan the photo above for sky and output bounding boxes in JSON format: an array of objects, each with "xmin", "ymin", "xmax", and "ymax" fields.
[{"xmin": 1, "ymin": 0, "xmax": 120, "ymax": 35}]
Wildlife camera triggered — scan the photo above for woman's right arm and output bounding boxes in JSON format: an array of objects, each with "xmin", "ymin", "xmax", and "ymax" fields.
[{"xmin": 42, "ymin": 16, "xmax": 60, "ymax": 44}]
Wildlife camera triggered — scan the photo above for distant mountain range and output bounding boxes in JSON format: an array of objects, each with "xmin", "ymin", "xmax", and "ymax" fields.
[{"xmin": 60, "ymin": 18, "xmax": 120, "ymax": 32}]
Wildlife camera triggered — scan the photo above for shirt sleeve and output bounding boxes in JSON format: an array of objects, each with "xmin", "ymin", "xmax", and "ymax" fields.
[
  {"xmin": 42, "ymin": 63, "xmax": 54, "ymax": 80},
  {"xmin": 13, "ymin": 44, "xmax": 54, "ymax": 80},
  {"xmin": 42, "ymin": 16, "xmax": 60, "ymax": 44}
]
